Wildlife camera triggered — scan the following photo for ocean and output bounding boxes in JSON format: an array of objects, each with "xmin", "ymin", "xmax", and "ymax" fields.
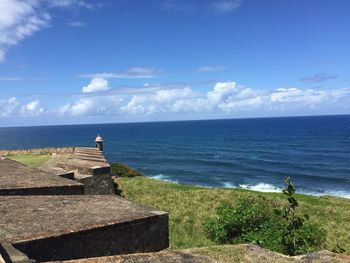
[{"xmin": 1, "ymin": 115, "xmax": 350, "ymax": 198}]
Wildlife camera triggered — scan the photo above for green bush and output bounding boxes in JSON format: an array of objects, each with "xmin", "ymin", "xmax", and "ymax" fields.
[
  {"xmin": 204, "ymin": 178, "xmax": 326, "ymax": 255},
  {"xmin": 110, "ymin": 162, "xmax": 143, "ymax": 178},
  {"xmin": 282, "ymin": 220, "xmax": 326, "ymax": 255},
  {"xmin": 203, "ymin": 196, "xmax": 276, "ymax": 243}
]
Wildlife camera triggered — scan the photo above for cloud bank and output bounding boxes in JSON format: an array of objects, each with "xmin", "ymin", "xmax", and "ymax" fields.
[{"xmin": 2, "ymin": 80, "xmax": 349, "ymax": 121}]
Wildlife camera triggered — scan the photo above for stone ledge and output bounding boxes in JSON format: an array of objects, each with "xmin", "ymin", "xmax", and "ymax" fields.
[
  {"xmin": 0, "ymin": 160, "xmax": 83, "ymax": 196},
  {"xmin": 54, "ymin": 251, "xmax": 215, "ymax": 263},
  {"xmin": 0, "ymin": 195, "xmax": 169, "ymax": 262}
]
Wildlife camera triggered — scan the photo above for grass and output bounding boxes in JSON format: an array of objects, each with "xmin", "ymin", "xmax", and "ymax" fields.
[
  {"xmin": 5, "ymin": 153, "xmax": 50, "ymax": 167},
  {"xmin": 116, "ymin": 176, "xmax": 350, "ymax": 254}
]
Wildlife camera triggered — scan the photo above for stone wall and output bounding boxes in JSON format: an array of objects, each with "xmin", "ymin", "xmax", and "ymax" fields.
[
  {"xmin": 77, "ymin": 173, "xmax": 116, "ymax": 195},
  {"xmin": 0, "ymin": 185, "xmax": 84, "ymax": 196},
  {"xmin": 14, "ymin": 213, "xmax": 169, "ymax": 262},
  {"xmin": 0, "ymin": 147, "xmax": 74, "ymax": 157}
]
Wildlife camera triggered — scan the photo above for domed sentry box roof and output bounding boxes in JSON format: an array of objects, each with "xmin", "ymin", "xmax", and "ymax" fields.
[{"xmin": 95, "ymin": 135, "xmax": 103, "ymax": 143}]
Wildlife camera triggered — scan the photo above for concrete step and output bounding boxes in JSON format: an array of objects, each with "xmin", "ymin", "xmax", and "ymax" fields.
[
  {"xmin": 74, "ymin": 147, "xmax": 101, "ymax": 153},
  {"xmin": 73, "ymin": 153, "xmax": 106, "ymax": 160},
  {"xmin": 74, "ymin": 152, "xmax": 104, "ymax": 157},
  {"xmin": 74, "ymin": 149, "xmax": 101, "ymax": 154},
  {"xmin": 73, "ymin": 155, "xmax": 107, "ymax": 162},
  {"xmin": 0, "ymin": 195, "xmax": 168, "ymax": 262}
]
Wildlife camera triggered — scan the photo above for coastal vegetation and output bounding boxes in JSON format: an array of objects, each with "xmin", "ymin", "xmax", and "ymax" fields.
[
  {"xmin": 5, "ymin": 153, "xmax": 50, "ymax": 167},
  {"xmin": 203, "ymin": 177, "xmax": 326, "ymax": 255},
  {"xmin": 115, "ymin": 176, "xmax": 350, "ymax": 255},
  {"xmin": 110, "ymin": 162, "xmax": 143, "ymax": 178}
]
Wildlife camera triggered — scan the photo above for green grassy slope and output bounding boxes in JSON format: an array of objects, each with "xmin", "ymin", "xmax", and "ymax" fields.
[
  {"xmin": 5, "ymin": 154, "xmax": 50, "ymax": 167},
  {"xmin": 116, "ymin": 176, "xmax": 350, "ymax": 254}
]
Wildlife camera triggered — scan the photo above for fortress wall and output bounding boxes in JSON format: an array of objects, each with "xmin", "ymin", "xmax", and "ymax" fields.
[{"xmin": 0, "ymin": 147, "xmax": 74, "ymax": 157}]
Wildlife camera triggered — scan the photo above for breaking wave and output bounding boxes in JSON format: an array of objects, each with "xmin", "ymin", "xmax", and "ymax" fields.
[
  {"xmin": 222, "ymin": 182, "xmax": 236, "ymax": 188},
  {"xmin": 149, "ymin": 174, "xmax": 179, "ymax": 184},
  {"xmin": 148, "ymin": 176, "xmax": 350, "ymax": 199},
  {"xmin": 239, "ymin": 183, "xmax": 282, "ymax": 193}
]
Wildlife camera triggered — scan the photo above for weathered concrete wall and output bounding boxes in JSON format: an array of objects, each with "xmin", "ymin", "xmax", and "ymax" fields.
[
  {"xmin": 77, "ymin": 173, "xmax": 116, "ymax": 195},
  {"xmin": 0, "ymin": 185, "xmax": 84, "ymax": 196},
  {"xmin": 0, "ymin": 147, "xmax": 74, "ymax": 157},
  {"xmin": 1, "ymin": 195, "xmax": 169, "ymax": 262},
  {"xmin": 56, "ymin": 147, "xmax": 115, "ymax": 195},
  {"xmin": 14, "ymin": 214, "xmax": 169, "ymax": 262}
]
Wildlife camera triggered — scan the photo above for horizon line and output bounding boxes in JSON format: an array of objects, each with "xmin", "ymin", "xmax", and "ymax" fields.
[{"xmin": 0, "ymin": 113, "xmax": 349, "ymax": 129}]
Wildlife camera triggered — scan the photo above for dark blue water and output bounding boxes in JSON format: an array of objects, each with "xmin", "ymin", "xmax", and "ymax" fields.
[{"xmin": 1, "ymin": 115, "xmax": 350, "ymax": 198}]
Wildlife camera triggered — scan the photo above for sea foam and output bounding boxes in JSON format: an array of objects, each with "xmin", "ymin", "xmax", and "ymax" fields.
[
  {"xmin": 150, "ymin": 174, "xmax": 179, "ymax": 184},
  {"xmin": 223, "ymin": 182, "xmax": 236, "ymax": 188},
  {"xmin": 239, "ymin": 183, "xmax": 281, "ymax": 193}
]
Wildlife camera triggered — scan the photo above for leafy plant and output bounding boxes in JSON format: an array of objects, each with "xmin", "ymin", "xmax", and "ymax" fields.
[
  {"xmin": 203, "ymin": 196, "xmax": 276, "ymax": 244},
  {"xmin": 281, "ymin": 176, "xmax": 326, "ymax": 255},
  {"xmin": 110, "ymin": 162, "xmax": 143, "ymax": 178},
  {"xmin": 204, "ymin": 177, "xmax": 326, "ymax": 256}
]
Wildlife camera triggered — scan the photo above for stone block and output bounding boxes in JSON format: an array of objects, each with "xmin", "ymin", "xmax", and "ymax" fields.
[{"xmin": 0, "ymin": 195, "xmax": 169, "ymax": 262}]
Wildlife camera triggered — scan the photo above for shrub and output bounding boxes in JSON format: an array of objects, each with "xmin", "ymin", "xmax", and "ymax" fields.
[
  {"xmin": 110, "ymin": 162, "xmax": 143, "ymax": 178},
  {"xmin": 204, "ymin": 177, "xmax": 326, "ymax": 255},
  {"xmin": 281, "ymin": 177, "xmax": 326, "ymax": 255},
  {"xmin": 203, "ymin": 196, "xmax": 277, "ymax": 243}
]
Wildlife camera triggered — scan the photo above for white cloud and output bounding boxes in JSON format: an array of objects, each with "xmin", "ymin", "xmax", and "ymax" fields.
[
  {"xmin": 82, "ymin": 78, "xmax": 110, "ymax": 93},
  {"xmin": 47, "ymin": 0, "xmax": 94, "ymax": 9},
  {"xmin": 21, "ymin": 100, "xmax": 44, "ymax": 116},
  {"xmin": 56, "ymin": 81, "xmax": 350, "ymax": 118},
  {"xmin": 162, "ymin": 0, "xmax": 243, "ymax": 14},
  {"xmin": 0, "ymin": 76, "xmax": 21, "ymax": 81},
  {"xmin": 2, "ymin": 81, "xmax": 350, "ymax": 120},
  {"xmin": 0, "ymin": 49, "xmax": 5, "ymax": 62},
  {"xmin": 196, "ymin": 65, "xmax": 227, "ymax": 72},
  {"xmin": 154, "ymin": 86, "xmax": 194, "ymax": 103},
  {"xmin": 58, "ymin": 96, "xmax": 123, "ymax": 116},
  {"xmin": 207, "ymin": 81, "xmax": 237, "ymax": 103},
  {"xmin": 0, "ymin": 97, "xmax": 19, "ymax": 117},
  {"xmin": 67, "ymin": 21, "xmax": 86, "ymax": 27},
  {"xmin": 209, "ymin": 0, "xmax": 243, "ymax": 14},
  {"xmin": 0, "ymin": 0, "xmax": 51, "ymax": 62},
  {"xmin": 0, "ymin": 97, "xmax": 44, "ymax": 117},
  {"xmin": 0, "ymin": 0, "xmax": 96, "ymax": 63},
  {"xmin": 80, "ymin": 67, "xmax": 163, "ymax": 79},
  {"xmin": 120, "ymin": 87, "xmax": 196, "ymax": 115},
  {"xmin": 270, "ymin": 88, "xmax": 330, "ymax": 104},
  {"xmin": 300, "ymin": 73, "xmax": 338, "ymax": 83}
]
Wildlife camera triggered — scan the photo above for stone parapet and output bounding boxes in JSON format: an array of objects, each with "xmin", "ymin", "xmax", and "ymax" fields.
[
  {"xmin": 0, "ymin": 147, "xmax": 74, "ymax": 157},
  {"xmin": 0, "ymin": 195, "xmax": 169, "ymax": 262}
]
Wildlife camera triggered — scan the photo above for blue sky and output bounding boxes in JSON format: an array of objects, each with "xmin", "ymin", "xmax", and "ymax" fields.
[{"xmin": 0, "ymin": 0, "xmax": 349, "ymax": 127}]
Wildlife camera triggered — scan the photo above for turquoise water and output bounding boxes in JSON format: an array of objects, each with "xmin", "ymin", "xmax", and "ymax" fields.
[{"xmin": 1, "ymin": 115, "xmax": 350, "ymax": 198}]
